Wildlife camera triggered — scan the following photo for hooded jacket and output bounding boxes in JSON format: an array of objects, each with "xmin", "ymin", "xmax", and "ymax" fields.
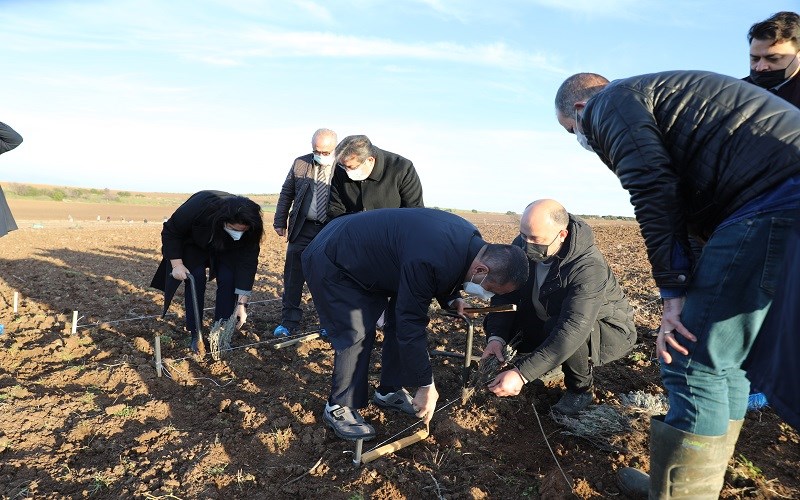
[
  {"xmin": 484, "ymin": 215, "xmax": 636, "ymax": 383},
  {"xmin": 581, "ymin": 71, "xmax": 800, "ymax": 289}
]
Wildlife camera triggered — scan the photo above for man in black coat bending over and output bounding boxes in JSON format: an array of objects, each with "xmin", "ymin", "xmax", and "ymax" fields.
[
  {"xmin": 327, "ymin": 134, "xmax": 424, "ymax": 219},
  {"xmin": 486, "ymin": 199, "xmax": 636, "ymax": 415},
  {"xmin": 302, "ymin": 208, "xmax": 528, "ymax": 441}
]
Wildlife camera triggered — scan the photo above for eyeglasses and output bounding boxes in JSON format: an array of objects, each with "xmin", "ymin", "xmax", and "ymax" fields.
[{"xmin": 338, "ymin": 157, "xmax": 370, "ymax": 171}]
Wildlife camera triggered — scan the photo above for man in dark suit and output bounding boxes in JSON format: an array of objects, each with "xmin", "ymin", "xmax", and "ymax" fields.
[
  {"xmin": 302, "ymin": 208, "xmax": 529, "ymax": 441},
  {"xmin": 327, "ymin": 134, "xmax": 424, "ymax": 219},
  {"xmin": 272, "ymin": 129, "xmax": 337, "ymax": 337}
]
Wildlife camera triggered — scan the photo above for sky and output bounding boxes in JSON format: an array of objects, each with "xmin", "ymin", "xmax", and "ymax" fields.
[{"xmin": 0, "ymin": 0, "xmax": 796, "ymax": 216}]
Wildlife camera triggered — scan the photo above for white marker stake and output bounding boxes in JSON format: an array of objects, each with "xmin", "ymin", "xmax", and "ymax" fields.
[
  {"xmin": 71, "ymin": 311, "xmax": 78, "ymax": 334},
  {"xmin": 154, "ymin": 335, "xmax": 163, "ymax": 378},
  {"xmin": 13, "ymin": 292, "xmax": 18, "ymax": 313}
]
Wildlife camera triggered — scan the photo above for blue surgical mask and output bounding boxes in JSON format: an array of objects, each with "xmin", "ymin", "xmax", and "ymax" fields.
[
  {"xmin": 314, "ymin": 153, "xmax": 335, "ymax": 167},
  {"xmin": 224, "ymin": 226, "xmax": 245, "ymax": 241},
  {"xmin": 463, "ymin": 273, "xmax": 495, "ymax": 300}
]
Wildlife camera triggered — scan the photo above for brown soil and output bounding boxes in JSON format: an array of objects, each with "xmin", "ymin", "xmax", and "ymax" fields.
[{"xmin": 0, "ymin": 202, "xmax": 797, "ymax": 499}]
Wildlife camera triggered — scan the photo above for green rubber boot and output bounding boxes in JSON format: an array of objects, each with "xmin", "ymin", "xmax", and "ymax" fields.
[{"xmin": 617, "ymin": 417, "xmax": 743, "ymax": 499}]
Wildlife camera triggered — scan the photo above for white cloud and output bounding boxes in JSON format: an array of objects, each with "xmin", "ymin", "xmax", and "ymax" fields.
[{"xmin": 293, "ymin": 0, "xmax": 335, "ymax": 24}]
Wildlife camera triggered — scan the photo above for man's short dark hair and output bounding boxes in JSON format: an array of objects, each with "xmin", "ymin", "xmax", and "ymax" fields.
[
  {"xmin": 748, "ymin": 11, "xmax": 800, "ymax": 51},
  {"xmin": 554, "ymin": 73, "xmax": 610, "ymax": 117},
  {"xmin": 482, "ymin": 244, "xmax": 529, "ymax": 289},
  {"xmin": 336, "ymin": 135, "xmax": 374, "ymax": 163}
]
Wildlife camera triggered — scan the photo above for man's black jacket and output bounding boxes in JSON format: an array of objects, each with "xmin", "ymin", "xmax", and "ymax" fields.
[
  {"xmin": 327, "ymin": 146, "xmax": 424, "ymax": 218},
  {"xmin": 305, "ymin": 208, "xmax": 485, "ymax": 386},
  {"xmin": 484, "ymin": 216, "xmax": 636, "ymax": 383},
  {"xmin": 582, "ymin": 70, "xmax": 800, "ymax": 289}
]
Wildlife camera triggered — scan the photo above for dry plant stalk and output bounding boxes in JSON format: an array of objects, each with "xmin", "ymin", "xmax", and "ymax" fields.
[
  {"xmin": 208, "ymin": 312, "xmax": 237, "ymax": 361},
  {"xmin": 463, "ymin": 334, "xmax": 521, "ymax": 402}
]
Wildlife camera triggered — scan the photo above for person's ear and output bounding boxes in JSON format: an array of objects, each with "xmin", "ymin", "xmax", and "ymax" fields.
[{"xmin": 574, "ymin": 101, "xmax": 587, "ymax": 113}]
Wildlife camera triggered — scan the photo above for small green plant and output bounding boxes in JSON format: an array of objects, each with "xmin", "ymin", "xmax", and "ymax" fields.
[
  {"xmin": 159, "ymin": 335, "xmax": 175, "ymax": 348},
  {"xmin": 736, "ymin": 454, "xmax": 764, "ymax": 481},
  {"xmin": 114, "ymin": 405, "xmax": 136, "ymax": 418},
  {"xmin": 347, "ymin": 493, "xmax": 365, "ymax": 500},
  {"xmin": 206, "ymin": 463, "xmax": 228, "ymax": 476},
  {"xmin": 88, "ymin": 473, "xmax": 110, "ymax": 495},
  {"xmin": 628, "ymin": 350, "xmax": 648, "ymax": 363}
]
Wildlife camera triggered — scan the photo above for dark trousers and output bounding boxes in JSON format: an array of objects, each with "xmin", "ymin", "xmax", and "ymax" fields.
[
  {"xmin": 517, "ymin": 318, "xmax": 593, "ymax": 393},
  {"xmin": 280, "ymin": 220, "xmax": 324, "ymax": 330},
  {"xmin": 184, "ymin": 259, "xmax": 236, "ymax": 333},
  {"xmin": 302, "ymin": 249, "xmax": 388, "ymax": 409}
]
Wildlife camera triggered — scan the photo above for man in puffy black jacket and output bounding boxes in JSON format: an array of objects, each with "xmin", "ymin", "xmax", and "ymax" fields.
[
  {"xmin": 485, "ymin": 200, "xmax": 636, "ymax": 416},
  {"xmin": 555, "ymin": 70, "xmax": 800, "ymax": 499}
]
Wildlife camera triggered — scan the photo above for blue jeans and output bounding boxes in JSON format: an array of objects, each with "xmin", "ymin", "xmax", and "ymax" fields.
[{"xmin": 661, "ymin": 209, "xmax": 798, "ymax": 436}]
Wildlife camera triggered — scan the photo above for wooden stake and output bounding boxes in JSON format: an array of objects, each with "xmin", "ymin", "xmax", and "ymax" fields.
[
  {"xmin": 154, "ymin": 334, "xmax": 163, "ymax": 378},
  {"xmin": 361, "ymin": 426, "xmax": 430, "ymax": 464},
  {"xmin": 273, "ymin": 332, "xmax": 320, "ymax": 349},
  {"xmin": 71, "ymin": 311, "xmax": 78, "ymax": 334},
  {"xmin": 13, "ymin": 292, "xmax": 18, "ymax": 313}
]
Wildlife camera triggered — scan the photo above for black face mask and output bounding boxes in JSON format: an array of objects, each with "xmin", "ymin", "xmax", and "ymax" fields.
[
  {"xmin": 750, "ymin": 55, "xmax": 797, "ymax": 89},
  {"xmin": 519, "ymin": 233, "xmax": 560, "ymax": 262}
]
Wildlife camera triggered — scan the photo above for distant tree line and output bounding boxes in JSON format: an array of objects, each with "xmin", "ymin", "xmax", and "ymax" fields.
[
  {"xmin": 577, "ymin": 213, "xmax": 635, "ymax": 221},
  {"xmin": 5, "ymin": 183, "xmax": 141, "ymax": 203}
]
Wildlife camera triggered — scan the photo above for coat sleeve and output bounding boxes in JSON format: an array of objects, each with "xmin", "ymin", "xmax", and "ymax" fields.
[
  {"xmin": 326, "ymin": 169, "xmax": 347, "ymax": 219},
  {"xmin": 587, "ymin": 89, "xmax": 691, "ymax": 289},
  {"xmin": 398, "ymin": 163, "xmax": 424, "ymax": 208},
  {"xmin": 513, "ymin": 259, "xmax": 606, "ymax": 383},
  {"xmin": 394, "ymin": 260, "xmax": 438, "ymax": 386},
  {"xmin": 0, "ymin": 122, "xmax": 23, "ymax": 154},
  {"xmin": 161, "ymin": 193, "xmax": 206, "ymax": 260},
  {"xmin": 233, "ymin": 241, "xmax": 261, "ymax": 294},
  {"xmin": 274, "ymin": 163, "xmax": 297, "ymax": 229}
]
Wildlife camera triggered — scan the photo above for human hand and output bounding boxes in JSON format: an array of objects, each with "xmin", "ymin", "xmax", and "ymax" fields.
[
  {"xmin": 480, "ymin": 338, "xmax": 505, "ymax": 363},
  {"xmin": 487, "ymin": 368, "xmax": 525, "ymax": 397},
  {"xmin": 449, "ymin": 298, "xmax": 466, "ymax": 315},
  {"xmin": 657, "ymin": 296, "xmax": 696, "ymax": 364},
  {"xmin": 235, "ymin": 304, "xmax": 248, "ymax": 329},
  {"xmin": 275, "ymin": 227, "xmax": 286, "ymax": 237},
  {"xmin": 170, "ymin": 263, "xmax": 190, "ymax": 281},
  {"xmin": 412, "ymin": 384, "xmax": 439, "ymax": 424}
]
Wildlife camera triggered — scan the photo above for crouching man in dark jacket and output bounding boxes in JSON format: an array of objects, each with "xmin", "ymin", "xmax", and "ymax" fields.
[{"xmin": 485, "ymin": 199, "xmax": 636, "ymax": 415}]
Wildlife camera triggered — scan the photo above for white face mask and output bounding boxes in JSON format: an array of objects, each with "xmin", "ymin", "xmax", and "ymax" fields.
[
  {"xmin": 463, "ymin": 273, "xmax": 495, "ymax": 300},
  {"xmin": 314, "ymin": 153, "xmax": 335, "ymax": 167},
  {"xmin": 224, "ymin": 226, "xmax": 245, "ymax": 241},
  {"xmin": 343, "ymin": 158, "xmax": 373, "ymax": 181},
  {"xmin": 575, "ymin": 110, "xmax": 594, "ymax": 152}
]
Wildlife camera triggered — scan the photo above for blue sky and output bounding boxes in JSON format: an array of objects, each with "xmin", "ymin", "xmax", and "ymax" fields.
[{"xmin": 0, "ymin": 0, "xmax": 795, "ymax": 215}]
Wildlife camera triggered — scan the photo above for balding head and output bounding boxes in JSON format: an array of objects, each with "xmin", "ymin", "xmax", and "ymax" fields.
[
  {"xmin": 519, "ymin": 199, "xmax": 569, "ymax": 261},
  {"xmin": 554, "ymin": 73, "xmax": 610, "ymax": 118}
]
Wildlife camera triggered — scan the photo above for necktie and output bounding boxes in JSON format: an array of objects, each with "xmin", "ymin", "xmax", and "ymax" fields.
[{"xmin": 315, "ymin": 164, "xmax": 329, "ymax": 223}]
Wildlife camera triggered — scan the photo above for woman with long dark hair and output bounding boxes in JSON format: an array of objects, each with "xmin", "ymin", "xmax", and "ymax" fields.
[{"xmin": 151, "ymin": 190, "xmax": 264, "ymax": 352}]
